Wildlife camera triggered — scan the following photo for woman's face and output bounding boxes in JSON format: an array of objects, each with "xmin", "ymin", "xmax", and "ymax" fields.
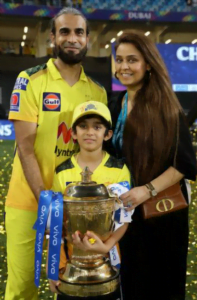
[{"xmin": 115, "ymin": 43, "xmax": 149, "ymax": 88}]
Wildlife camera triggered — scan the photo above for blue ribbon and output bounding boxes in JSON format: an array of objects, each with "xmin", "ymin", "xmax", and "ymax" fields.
[
  {"xmin": 112, "ymin": 92, "xmax": 128, "ymax": 151},
  {"xmin": 47, "ymin": 192, "xmax": 63, "ymax": 280},
  {"xmin": 34, "ymin": 190, "xmax": 53, "ymax": 287}
]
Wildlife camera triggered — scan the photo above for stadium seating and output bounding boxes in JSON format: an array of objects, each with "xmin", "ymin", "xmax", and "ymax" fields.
[{"xmin": 0, "ymin": 0, "xmax": 195, "ymax": 12}]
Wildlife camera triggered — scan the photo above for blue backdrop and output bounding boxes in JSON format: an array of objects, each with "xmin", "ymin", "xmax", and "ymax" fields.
[{"xmin": 0, "ymin": 120, "xmax": 15, "ymax": 140}]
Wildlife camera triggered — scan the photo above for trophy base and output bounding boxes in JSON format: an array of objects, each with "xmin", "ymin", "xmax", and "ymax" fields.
[
  {"xmin": 57, "ymin": 275, "xmax": 120, "ymax": 297},
  {"xmin": 57, "ymin": 258, "xmax": 120, "ymax": 297},
  {"xmin": 57, "ymin": 283, "xmax": 122, "ymax": 299}
]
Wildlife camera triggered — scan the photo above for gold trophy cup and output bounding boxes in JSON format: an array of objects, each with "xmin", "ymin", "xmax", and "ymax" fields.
[{"xmin": 57, "ymin": 167, "xmax": 120, "ymax": 297}]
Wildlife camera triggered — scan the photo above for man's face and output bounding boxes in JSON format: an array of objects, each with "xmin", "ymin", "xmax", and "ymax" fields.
[{"xmin": 51, "ymin": 14, "xmax": 89, "ymax": 65}]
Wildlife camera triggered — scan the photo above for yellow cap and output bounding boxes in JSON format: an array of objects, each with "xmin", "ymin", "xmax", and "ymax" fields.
[{"xmin": 72, "ymin": 101, "xmax": 112, "ymax": 127}]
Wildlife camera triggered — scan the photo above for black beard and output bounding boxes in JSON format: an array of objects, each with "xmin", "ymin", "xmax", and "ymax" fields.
[{"xmin": 54, "ymin": 44, "xmax": 87, "ymax": 65}]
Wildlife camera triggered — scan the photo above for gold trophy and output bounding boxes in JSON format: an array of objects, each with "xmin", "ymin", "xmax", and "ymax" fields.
[{"xmin": 57, "ymin": 167, "xmax": 120, "ymax": 297}]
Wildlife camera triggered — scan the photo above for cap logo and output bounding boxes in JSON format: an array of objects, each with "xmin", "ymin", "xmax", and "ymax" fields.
[{"xmin": 85, "ymin": 104, "xmax": 97, "ymax": 111}]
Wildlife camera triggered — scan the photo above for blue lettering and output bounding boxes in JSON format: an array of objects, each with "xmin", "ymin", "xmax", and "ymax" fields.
[{"xmin": 112, "ymin": 247, "xmax": 117, "ymax": 260}]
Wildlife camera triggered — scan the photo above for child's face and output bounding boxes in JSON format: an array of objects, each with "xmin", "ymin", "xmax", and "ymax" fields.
[{"xmin": 72, "ymin": 117, "xmax": 112, "ymax": 152}]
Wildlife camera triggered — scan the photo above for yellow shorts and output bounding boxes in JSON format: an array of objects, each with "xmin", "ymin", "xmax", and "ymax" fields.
[{"xmin": 5, "ymin": 207, "xmax": 38, "ymax": 300}]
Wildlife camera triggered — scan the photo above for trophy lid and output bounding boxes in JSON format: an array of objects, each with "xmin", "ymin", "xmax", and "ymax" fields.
[{"xmin": 64, "ymin": 167, "xmax": 111, "ymax": 201}]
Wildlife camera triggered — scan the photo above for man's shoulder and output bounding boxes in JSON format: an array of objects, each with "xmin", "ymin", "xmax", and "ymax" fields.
[
  {"xmin": 86, "ymin": 76, "xmax": 105, "ymax": 92},
  {"xmin": 104, "ymin": 155, "xmax": 125, "ymax": 169},
  {"xmin": 22, "ymin": 63, "xmax": 48, "ymax": 79},
  {"xmin": 55, "ymin": 158, "xmax": 75, "ymax": 174}
]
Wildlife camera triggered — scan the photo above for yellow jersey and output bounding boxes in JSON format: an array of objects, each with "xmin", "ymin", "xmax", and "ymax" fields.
[
  {"xmin": 52, "ymin": 152, "xmax": 130, "ymax": 193},
  {"xmin": 7, "ymin": 58, "xmax": 107, "ymax": 211},
  {"xmin": 51, "ymin": 152, "xmax": 131, "ymax": 269}
]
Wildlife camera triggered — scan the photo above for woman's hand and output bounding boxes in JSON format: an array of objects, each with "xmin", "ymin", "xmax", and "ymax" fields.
[
  {"xmin": 72, "ymin": 231, "xmax": 109, "ymax": 254},
  {"xmin": 120, "ymin": 186, "xmax": 150, "ymax": 211},
  {"xmin": 48, "ymin": 279, "xmax": 61, "ymax": 293}
]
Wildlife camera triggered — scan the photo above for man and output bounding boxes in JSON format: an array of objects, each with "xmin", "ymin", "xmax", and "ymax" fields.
[{"xmin": 5, "ymin": 7, "xmax": 107, "ymax": 300}]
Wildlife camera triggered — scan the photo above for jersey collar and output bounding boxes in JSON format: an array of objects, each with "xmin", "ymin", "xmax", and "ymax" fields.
[{"xmin": 47, "ymin": 58, "xmax": 88, "ymax": 82}]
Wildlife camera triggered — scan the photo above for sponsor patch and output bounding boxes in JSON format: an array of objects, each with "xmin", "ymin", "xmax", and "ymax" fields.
[
  {"xmin": 14, "ymin": 77, "xmax": 29, "ymax": 91},
  {"xmin": 43, "ymin": 93, "xmax": 61, "ymax": 112},
  {"xmin": 10, "ymin": 93, "xmax": 20, "ymax": 112}
]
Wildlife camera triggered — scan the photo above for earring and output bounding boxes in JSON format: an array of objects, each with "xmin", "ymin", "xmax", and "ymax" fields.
[{"xmin": 115, "ymin": 72, "xmax": 119, "ymax": 80}]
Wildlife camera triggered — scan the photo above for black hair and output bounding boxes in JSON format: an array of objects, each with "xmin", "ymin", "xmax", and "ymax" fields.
[
  {"xmin": 72, "ymin": 114, "xmax": 111, "ymax": 137},
  {"xmin": 51, "ymin": 7, "xmax": 90, "ymax": 36}
]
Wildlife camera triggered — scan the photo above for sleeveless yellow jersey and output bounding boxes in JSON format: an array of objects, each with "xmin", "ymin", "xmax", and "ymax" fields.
[
  {"xmin": 51, "ymin": 152, "xmax": 131, "ymax": 269},
  {"xmin": 7, "ymin": 58, "xmax": 107, "ymax": 211}
]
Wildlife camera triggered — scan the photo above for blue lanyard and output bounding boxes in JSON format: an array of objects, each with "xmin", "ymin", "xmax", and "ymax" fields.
[
  {"xmin": 48, "ymin": 192, "xmax": 63, "ymax": 280},
  {"xmin": 112, "ymin": 92, "xmax": 128, "ymax": 150},
  {"xmin": 33, "ymin": 190, "xmax": 63, "ymax": 286},
  {"xmin": 33, "ymin": 190, "xmax": 53, "ymax": 287}
]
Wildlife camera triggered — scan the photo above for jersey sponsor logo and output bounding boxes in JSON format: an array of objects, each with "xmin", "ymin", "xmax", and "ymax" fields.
[
  {"xmin": 14, "ymin": 77, "xmax": 29, "ymax": 91},
  {"xmin": 55, "ymin": 122, "xmax": 77, "ymax": 157},
  {"xmin": 43, "ymin": 93, "xmax": 61, "ymax": 111},
  {"xmin": 10, "ymin": 92, "xmax": 20, "ymax": 112},
  {"xmin": 57, "ymin": 122, "xmax": 72, "ymax": 144},
  {"xmin": 55, "ymin": 147, "xmax": 76, "ymax": 157}
]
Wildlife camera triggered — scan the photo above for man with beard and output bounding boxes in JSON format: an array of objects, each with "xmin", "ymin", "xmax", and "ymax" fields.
[{"xmin": 5, "ymin": 8, "xmax": 107, "ymax": 300}]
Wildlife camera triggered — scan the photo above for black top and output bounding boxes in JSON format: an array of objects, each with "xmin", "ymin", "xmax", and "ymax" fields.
[{"xmin": 107, "ymin": 91, "xmax": 196, "ymax": 183}]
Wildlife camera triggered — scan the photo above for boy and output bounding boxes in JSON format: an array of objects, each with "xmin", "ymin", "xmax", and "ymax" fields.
[{"xmin": 49, "ymin": 101, "xmax": 131, "ymax": 299}]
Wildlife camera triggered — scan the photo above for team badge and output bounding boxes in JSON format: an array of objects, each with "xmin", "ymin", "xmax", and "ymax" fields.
[
  {"xmin": 14, "ymin": 77, "xmax": 29, "ymax": 91},
  {"xmin": 10, "ymin": 93, "xmax": 20, "ymax": 112},
  {"xmin": 43, "ymin": 93, "xmax": 61, "ymax": 111},
  {"xmin": 85, "ymin": 104, "xmax": 97, "ymax": 111}
]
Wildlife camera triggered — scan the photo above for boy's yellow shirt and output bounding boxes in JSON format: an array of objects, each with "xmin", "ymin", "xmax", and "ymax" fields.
[
  {"xmin": 52, "ymin": 152, "xmax": 131, "ymax": 269},
  {"xmin": 52, "ymin": 152, "xmax": 130, "ymax": 193}
]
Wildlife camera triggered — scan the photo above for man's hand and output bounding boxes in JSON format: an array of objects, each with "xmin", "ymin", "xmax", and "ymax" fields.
[{"xmin": 49, "ymin": 279, "xmax": 61, "ymax": 293}]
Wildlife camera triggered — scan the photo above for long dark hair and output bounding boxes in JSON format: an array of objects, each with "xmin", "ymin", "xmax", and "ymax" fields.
[{"xmin": 115, "ymin": 31, "xmax": 182, "ymax": 185}]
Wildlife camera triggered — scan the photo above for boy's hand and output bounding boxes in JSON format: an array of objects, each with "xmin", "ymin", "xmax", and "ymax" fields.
[
  {"xmin": 72, "ymin": 231, "xmax": 109, "ymax": 254},
  {"xmin": 49, "ymin": 279, "xmax": 61, "ymax": 293}
]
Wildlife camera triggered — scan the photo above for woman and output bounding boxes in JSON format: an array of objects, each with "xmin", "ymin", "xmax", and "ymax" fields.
[{"xmin": 108, "ymin": 31, "xmax": 196, "ymax": 300}]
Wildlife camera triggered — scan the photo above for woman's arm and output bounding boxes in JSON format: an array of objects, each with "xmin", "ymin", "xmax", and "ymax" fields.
[{"xmin": 120, "ymin": 166, "xmax": 184, "ymax": 210}]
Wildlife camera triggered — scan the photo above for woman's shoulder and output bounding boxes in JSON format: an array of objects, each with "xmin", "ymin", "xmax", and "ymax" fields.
[
  {"xmin": 108, "ymin": 90, "xmax": 126, "ymax": 122},
  {"xmin": 108, "ymin": 90, "xmax": 126, "ymax": 109}
]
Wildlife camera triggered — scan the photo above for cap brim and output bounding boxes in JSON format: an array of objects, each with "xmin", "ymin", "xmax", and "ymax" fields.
[{"xmin": 72, "ymin": 110, "xmax": 112, "ymax": 127}]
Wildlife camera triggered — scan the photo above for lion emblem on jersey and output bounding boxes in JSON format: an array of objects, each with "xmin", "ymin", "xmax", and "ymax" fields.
[{"xmin": 85, "ymin": 104, "xmax": 97, "ymax": 111}]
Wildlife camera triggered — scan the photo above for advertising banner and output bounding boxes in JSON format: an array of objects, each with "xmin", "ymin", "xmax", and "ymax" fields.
[{"xmin": 0, "ymin": 120, "xmax": 15, "ymax": 140}]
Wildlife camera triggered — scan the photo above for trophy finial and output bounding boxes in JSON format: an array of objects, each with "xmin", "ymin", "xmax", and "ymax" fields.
[{"xmin": 80, "ymin": 167, "xmax": 93, "ymax": 183}]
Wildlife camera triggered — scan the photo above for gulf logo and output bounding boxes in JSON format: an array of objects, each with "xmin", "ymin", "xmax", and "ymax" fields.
[
  {"xmin": 10, "ymin": 92, "xmax": 20, "ymax": 112},
  {"xmin": 43, "ymin": 92, "xmax": 61, "ymax": 111}
]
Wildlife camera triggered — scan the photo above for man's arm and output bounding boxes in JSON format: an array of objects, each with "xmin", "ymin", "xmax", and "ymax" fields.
[{"xmin": 14, "ymin": 120, "xmax": 45, "ymax": 201}]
